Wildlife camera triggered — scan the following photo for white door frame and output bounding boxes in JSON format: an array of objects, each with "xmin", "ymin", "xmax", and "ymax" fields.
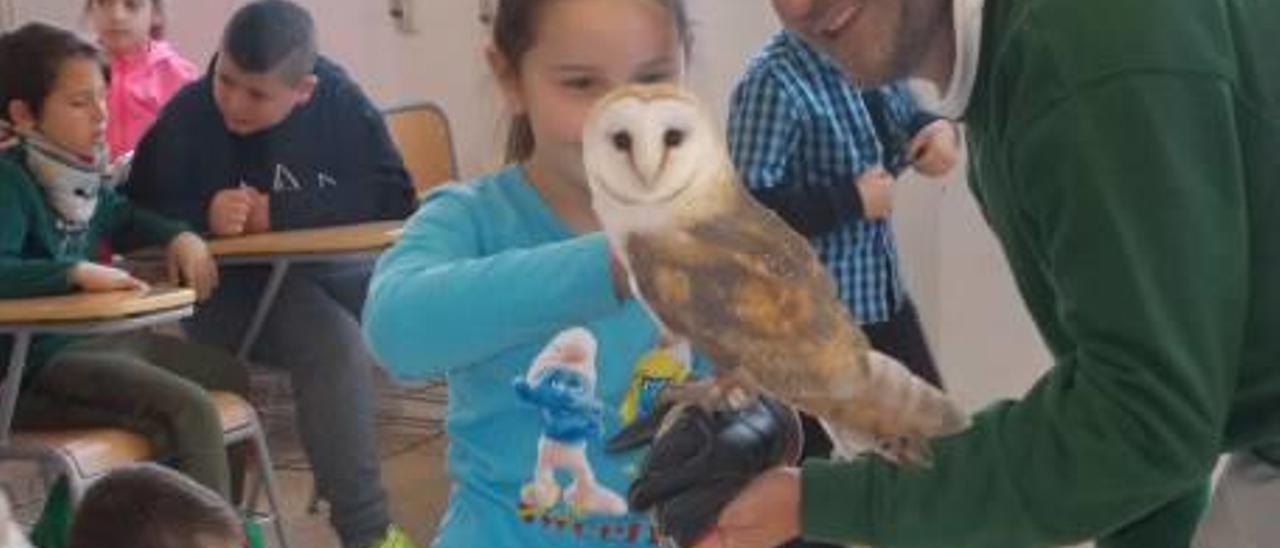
[{"xmin": 0, "ymin": 0, "xmax": 15, "ymax": 32}]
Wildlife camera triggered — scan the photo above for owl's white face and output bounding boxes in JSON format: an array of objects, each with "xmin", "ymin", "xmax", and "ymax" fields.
[{"xmin": 583, "ymin": 93, "xmax": 723, "ymax": 216}]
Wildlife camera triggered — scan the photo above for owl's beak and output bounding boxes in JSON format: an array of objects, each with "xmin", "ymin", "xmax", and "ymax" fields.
[{"xmin": 631, "ymin": 137, "xmax": 668, "ymax": 187}]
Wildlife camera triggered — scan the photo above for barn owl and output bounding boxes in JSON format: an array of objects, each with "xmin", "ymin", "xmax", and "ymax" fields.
[{"xmin": 584, "ymin": 84, "xmax": 969, "ymax": 465}]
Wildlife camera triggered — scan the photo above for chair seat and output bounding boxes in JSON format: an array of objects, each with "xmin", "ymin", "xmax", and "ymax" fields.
[
  {"xmin": 212, "ymin": 391, "xmax": 256, "ymax": 433},
  {"xmin": 11, "ymin": 428, "xmax": 151, "ymax": 479},
  {"xmin": 9, "ymin": 390, "xmax": 256, "ymax": 479}
]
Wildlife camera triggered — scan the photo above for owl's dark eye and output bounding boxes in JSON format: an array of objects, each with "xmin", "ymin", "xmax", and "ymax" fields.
[
  {"xmin": 612, "ymin": 131, "xmax": 632, "ymax": 152},
  {"xmin": 663, "ymin": 128, "xmax": 685, "ymax": 148}
]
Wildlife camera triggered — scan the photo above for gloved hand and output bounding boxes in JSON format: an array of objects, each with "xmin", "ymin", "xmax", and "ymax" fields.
[{"xmin": 627, "ymin": 394, "xmax": 803, "ymax": 547}]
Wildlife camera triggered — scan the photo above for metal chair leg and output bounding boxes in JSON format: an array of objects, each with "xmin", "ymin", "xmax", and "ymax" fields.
[{"xmin": 249, "ymin": 424, "xmax": 291, "ymax": 548}]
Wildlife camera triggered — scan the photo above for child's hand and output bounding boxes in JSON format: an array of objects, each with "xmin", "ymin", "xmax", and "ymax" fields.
[
  {"xmin": 854, "ymin": 167, "xmax": 894, "ymax": 220},
  {"xmin": 208, "ymin": 187, "xmax": 255, "ymax": 237},
  {"xmin": 69, "ymin": 262, "xmax": 149, "ymax": 293},
  {"xmin": 244, "ymin": 186, "xmax": 271, "ymax": 234},
  {"xmin": 908, "ymin": 119, "xmax": 960, "ymax": 178},
  {"xmin": 166, "ymin": 232, "xmax": 219, "ymax": 301}
]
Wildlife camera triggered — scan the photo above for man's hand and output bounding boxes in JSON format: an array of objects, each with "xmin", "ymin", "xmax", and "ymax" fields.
[
  {"xmin": 908, "ymin": 119, "xmax": 960, "ymax": 177},
  {"xmin": 69, "ymin": 262, "xmax": 149, "ymax": 293},
  {"xmin": 692, "ymin": 468, "xmax": 802, "ymax": 548},
  {"xmin": 166, "ymin": 232, "xmax": 219, "ymax": 301},
  {"xmin": 208, "ymin": 187, "xmax": 255, "ymax": 237},
  {"xmin": 855, "ymin": 167, "xmax": 894, "ymax": 220}
]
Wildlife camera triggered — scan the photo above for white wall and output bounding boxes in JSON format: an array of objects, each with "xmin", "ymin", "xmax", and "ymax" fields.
[{"xmin": 10, "ymin": 0, "xmax": 1051, "ymax": 411}]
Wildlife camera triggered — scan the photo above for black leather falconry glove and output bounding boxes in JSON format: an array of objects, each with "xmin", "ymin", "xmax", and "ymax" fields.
[{"xmin": 623, "ymin": 394, "xmax": 803, "ymax": 547}]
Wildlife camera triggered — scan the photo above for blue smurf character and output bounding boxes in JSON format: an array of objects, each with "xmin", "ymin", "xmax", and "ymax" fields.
[{"xmin": 513, "ymin": 327, "xmax": 627, "ymax": 516}]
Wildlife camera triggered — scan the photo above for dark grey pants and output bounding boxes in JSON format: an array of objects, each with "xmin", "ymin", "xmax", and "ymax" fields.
[{"xmin": 184, "ymin": 262, "xmax": 390, "ymax": 548}]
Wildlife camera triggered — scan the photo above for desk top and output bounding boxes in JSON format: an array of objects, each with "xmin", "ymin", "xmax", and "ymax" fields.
[
  {"xmin": 0, "ymin": 287, "xmax": 195, "ymax": 324},
  {"xmin": 208, "ymin": 221, "xmax": 403, "ymax": 257}
]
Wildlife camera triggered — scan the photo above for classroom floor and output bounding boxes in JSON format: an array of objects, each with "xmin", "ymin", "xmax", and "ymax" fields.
[
  {"xmin": 249, "ymin": 372, "xmax": 451, "ymax": 547},
  {"xmin": 273, "ymin": 431, "xmax": 449, "ymax": 547}
]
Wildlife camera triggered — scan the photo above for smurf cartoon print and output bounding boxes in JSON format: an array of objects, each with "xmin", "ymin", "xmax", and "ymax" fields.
[{"xmin": 513, "ymin": 327, "xmax": 628, "ymax": 517}]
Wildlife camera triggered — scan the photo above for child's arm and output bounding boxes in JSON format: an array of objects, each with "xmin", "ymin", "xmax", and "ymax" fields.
[
  {"xmin": 870, "ymin": 84, "xmax": 956, "ymax": 177},
  {"xmin": 363, "ymin": 189, "xmax": 621, "ymax": 381},
  {"xmin": 0, "ymin": 187, "xmax": 77, "ymax": 298},
  {"xmin": 727, "ymin": 71, "xmax": 868, "ymax": 237},
  {"xmin": 98, "ymin": 191, "xmax": 219, "ymax": 300},
  {"xmin": 99, "ymin": 189, "xmax": 188, "ymax": 253}
]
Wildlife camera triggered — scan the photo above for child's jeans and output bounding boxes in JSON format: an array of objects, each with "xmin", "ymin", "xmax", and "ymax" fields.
[{"xmin": 13, "ymin": 332, "xmax": 249, "ymax": 498}]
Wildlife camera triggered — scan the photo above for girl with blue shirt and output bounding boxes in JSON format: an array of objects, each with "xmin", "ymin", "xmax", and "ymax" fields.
[{"xmin": 363, "ymin": 0, "xmax": 697, "ymax": 545}]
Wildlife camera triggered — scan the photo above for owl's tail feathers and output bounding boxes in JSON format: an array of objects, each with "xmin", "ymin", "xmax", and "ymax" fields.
[{"xmin": 810, "ymin": 350, "xmax": 970, "ymax": 467}]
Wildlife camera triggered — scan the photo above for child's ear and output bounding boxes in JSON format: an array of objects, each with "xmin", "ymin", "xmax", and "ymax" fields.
[
  {"xmin": 294, "ymin": 74, "xmax": 318, "ymax": 105},
  {"xmin": 5, "ymin": 100, "xmax": 37, "ymax": 131},
  {"xmin": 486, "ymin": 44, "xmax": 526, "ymax": 115}
]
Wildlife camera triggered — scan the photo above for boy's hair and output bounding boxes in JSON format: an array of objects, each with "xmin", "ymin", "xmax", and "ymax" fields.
[
  {"xmin": 490, "ymin": 0, "xmax": 693, "ymax": 162},
  {"xmin": 221, "ymin": 0, "xmax": 318, "ymax": 84},
  {"xmin": 83, "ymin": 0, "xmax": 169, "ymax": 40},
  {"xmin": 68, "ymin": 463, "xmax": 242, "ymax": 548},
  {"xmin": 0, "ymin": 23, "xmax": 107, "ymax": 122}
]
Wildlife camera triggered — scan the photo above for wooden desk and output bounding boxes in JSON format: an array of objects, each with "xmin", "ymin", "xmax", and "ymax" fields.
[
  {"xmin": 208, "ymin": 220, "xmax": 403, "ymax": 258},
  {"xmin": 207, "ymin": 221, "xmax": 403, "ymax": 359},
  {"xmin": 0, "ymin": 287, "xmax": 196, "ymax": 442}
]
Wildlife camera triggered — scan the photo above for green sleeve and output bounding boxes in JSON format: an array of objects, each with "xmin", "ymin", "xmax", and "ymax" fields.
[
  {"xmin": 802, "ymin": 73, "xmax": 1245, "ymax": 547},
  {"xmin": 99, "ymin": 188, "xmax": 188, "ymax": 252},
  {"xmin": 0, "ymin": 171, "xmax": 77, "ymax": 298}
]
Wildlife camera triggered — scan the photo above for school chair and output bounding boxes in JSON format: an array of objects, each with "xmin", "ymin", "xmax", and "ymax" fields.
[
  {"xmin": 383, "ymin": 101, "xmax": 458, "ymax": 198},
  {"xmin": 0, "ymin": 291, "xmax": 292, "ymax": 548}
]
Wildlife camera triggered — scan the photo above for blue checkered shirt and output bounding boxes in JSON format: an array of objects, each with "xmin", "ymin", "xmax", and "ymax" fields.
[{"xmin": 727, "ymin": 30, "xmax": 925, "ymax": 324}]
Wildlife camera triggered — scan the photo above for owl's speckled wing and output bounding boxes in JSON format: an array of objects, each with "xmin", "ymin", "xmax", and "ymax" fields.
[{"xmin": 624, "ymin": 183, "xmax": 872, "ymax": 400}]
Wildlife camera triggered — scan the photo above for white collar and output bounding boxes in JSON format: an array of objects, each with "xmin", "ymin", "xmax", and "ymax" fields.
[{"xmin": 909, "ymin": 0, "xmax": 985, "ymax": 118}]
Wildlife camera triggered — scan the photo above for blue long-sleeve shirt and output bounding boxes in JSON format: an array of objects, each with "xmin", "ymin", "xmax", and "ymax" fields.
[{"xmin": 364, "ymin": 166, "xmax": 705, "ymax": 547}]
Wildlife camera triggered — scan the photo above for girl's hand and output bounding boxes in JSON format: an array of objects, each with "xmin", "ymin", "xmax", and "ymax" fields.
[{"xmin": 69, "ymin": 262, "xmax": 149, "ymax": 293}]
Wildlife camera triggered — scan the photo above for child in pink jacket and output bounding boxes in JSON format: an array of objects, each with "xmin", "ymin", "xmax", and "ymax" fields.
[{"xmin": 86, "ymin": 0, "xmax": 197, "ymax": 160}]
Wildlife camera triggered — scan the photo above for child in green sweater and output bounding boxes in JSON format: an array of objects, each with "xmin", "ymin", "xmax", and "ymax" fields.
[{"xmin": 0, "ymin": 22, "xmax": 247, "ymax": 500}]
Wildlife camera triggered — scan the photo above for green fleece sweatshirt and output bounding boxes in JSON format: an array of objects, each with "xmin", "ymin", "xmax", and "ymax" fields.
[
  {"xmin": 801, "ymin": 0, "xmax": 1280, "ymax": 546},
  {"xmin": 0, "ymin": 147, "xmax": 186, "ymax": 379}
]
